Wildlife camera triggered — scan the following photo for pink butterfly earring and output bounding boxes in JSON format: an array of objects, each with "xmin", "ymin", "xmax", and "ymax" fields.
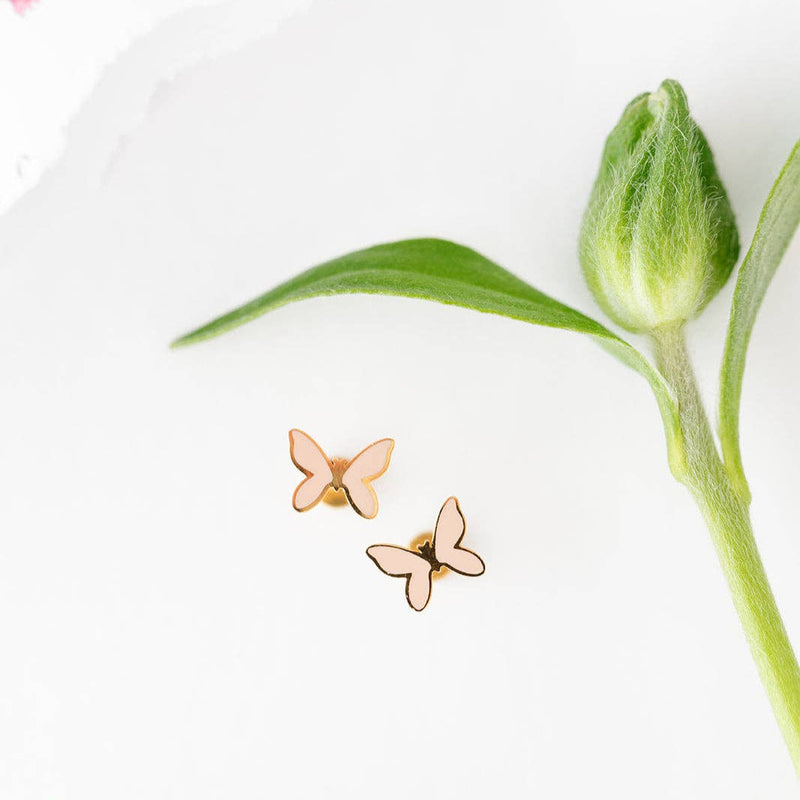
[
  {"xmin": 289, "ymin": 429, "xmax": 394, "ymax": 519},
  {"xmin": 366, "ymin": 497, "xmax": 485, "ymax": 611}
]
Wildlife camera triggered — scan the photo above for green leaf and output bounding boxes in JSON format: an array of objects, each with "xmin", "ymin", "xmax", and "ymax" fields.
[
  {"xmin": 720, "ymin": 140, "xmax": 800, "ymax": 502},
  {"xmin": 172, "ymin": 237, "xmax": 682, "ymax": 468}
]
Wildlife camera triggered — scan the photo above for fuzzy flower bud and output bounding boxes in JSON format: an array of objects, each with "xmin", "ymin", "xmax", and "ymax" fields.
[{"xmin": 579, "ymin": 79, "xmax": 739, "ymax": 333}]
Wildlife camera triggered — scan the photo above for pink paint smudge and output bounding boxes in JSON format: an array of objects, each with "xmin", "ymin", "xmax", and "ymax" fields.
[{"xmin": 11, "ymin": 0, "xmax": 38, "ymax": 13}]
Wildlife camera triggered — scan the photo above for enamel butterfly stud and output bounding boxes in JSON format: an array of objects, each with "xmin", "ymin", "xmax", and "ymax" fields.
[
  {"xmin": 366, "ymin": 497, "xmax": 485, "ymax": 611},
  {"xmin": 289, "ymin": 429, "xmax": 394, "ymax": 519}
]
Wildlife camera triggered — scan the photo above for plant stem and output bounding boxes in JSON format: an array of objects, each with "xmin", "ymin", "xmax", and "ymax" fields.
[{"xmin": 652, "ymin": 323, "xmax": 800, "ymax": 775}]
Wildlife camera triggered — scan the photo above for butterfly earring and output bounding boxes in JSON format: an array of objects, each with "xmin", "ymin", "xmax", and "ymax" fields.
[
  {"xmin": 366, "ymin": 497, "xmax": 485, "ymax": 611},
  {"xmin": 289, "ymin": 429, "xmax": 394, "ymax": 519}
]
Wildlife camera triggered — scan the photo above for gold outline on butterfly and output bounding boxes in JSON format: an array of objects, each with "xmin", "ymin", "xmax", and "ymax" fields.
[
  {"xmin": 289, "ymin": 429, "xmax": 395, "ymax": 519},
  {"xmin": 366, "ymin": 497, "xmax": 485, "ymax": 611}
]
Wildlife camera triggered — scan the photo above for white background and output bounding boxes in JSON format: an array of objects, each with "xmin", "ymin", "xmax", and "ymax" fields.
[{"xmin": 2, "ymin": 0, "xmax": 800, "ymax": 797}]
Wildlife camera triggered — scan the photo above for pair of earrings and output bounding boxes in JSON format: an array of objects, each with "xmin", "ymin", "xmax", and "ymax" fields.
[{"xmin": 289, "ymin": 429, "xmax": 485, "ymax": 612}]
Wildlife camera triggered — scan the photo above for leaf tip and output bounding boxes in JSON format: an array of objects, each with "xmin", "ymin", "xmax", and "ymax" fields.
[{"xmin": 169, "ymin": 332, "xmax": 195, "ymax": 349}]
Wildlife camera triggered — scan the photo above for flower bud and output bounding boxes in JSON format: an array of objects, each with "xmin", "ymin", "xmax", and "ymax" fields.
[{"xmin": 579, "ymin": 79, "xmax": 739, "ymax": 333}]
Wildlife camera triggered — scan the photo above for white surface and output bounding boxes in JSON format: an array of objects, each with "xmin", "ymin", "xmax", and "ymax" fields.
[
  {"xmin": 0, "ymin": 0, "xmax": 310, "ymax": 215},
  {"xmin": 2, "ymin": 0, "xmax": 800, "ymax": 797}
]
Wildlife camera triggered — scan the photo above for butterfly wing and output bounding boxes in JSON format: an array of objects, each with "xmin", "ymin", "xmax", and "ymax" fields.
[
  {"xmin": 366, "ymin": 545, "xmax": 433, "ymax": 611},
  {"xmin": 433, "ymin": 497, "xmax": 485, "ymax": 576},
  {"xmin": 341, "ymin": 438, "xmax": 394, "ymax": 519},
  {"xmin": 289, "ymin": 429, "xmax": 334, "ymax": 512}
]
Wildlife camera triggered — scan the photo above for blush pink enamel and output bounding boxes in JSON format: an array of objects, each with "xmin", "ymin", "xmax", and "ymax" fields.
[
  {"xmin": 406, "ymin": 568, "xmax": 433, "ymax": 611},
  {"xmin": 289, "ymin": 429, "xmax": 333, "ymax": 511},
  {"xmin": 441, "ymin": 548, "xmax": 485, "ymax": 576},
  {"xmin": 341, "ymin": 439, "xmax": 394, "ymax": 518},
  {"xmin": 433, "ymin": 497, "xmax": 485, "ymax": 576},
  {"xmin": 366, "ymin": 545, "xmax": 432, "ymax": 611},
  {"xmin": 293, "ymin": 473, "xmax": 332, "ymax": 511}
]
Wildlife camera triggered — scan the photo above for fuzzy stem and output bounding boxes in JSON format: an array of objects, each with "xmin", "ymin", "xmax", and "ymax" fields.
[{"xmin": 652, "ymin": 323, "xmax": 800, "ymax": 774}]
